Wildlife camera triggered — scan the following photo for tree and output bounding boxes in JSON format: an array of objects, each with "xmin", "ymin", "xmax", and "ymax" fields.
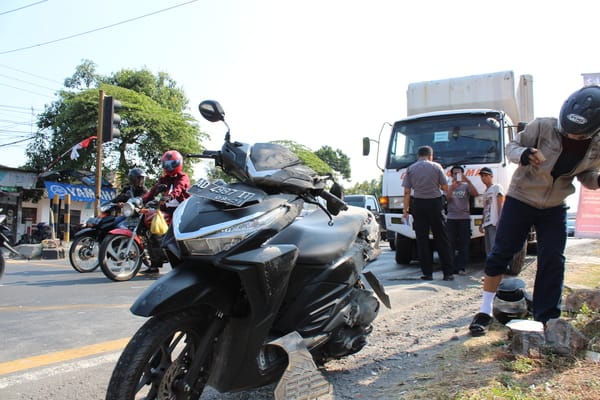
[
  {"xmin": 314, "ymin": 145, "xmax": 351, "ymax": 180},
  {"xmin": 26, "ymin": 62, "xmax": 206, "ymax": 187},
  {"xmin": 63, "ymin": 59, "xmax": 101, "ymax": 89},
  {"xmin": 346, "ymin": 177, "xmax": 382, "ymax": 196}
]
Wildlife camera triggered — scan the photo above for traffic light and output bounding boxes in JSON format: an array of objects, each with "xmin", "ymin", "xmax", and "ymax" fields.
[{"xmin": 102, "ymin": 96, "xmax": 122, "ymax": 142}]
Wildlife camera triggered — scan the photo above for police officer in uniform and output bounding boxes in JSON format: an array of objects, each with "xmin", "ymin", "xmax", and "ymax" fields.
[{"xmin": 402, "ymin": 145, "xmax": 454, "ymax": 281}]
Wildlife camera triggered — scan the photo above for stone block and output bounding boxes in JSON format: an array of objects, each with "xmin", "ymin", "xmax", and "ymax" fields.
[
  {"xmin": 545, "ymin": 318, "xmax": 588, "ymax": 355},
  {"xmin": 506, "ymin": 319, "xmax": 545, "ymax": 357}
]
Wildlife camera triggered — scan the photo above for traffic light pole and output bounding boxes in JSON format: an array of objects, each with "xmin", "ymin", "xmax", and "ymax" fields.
[{"xmin": 95, "ymin": 90, "xmax": 105, "ymax": 216}]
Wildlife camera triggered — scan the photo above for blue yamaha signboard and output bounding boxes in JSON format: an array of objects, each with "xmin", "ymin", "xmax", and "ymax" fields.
[{"xmin": 44, "ymin": 181, "xmax": 116, "ymax": 202}]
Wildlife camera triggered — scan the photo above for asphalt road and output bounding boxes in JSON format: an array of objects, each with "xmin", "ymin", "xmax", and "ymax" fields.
[{"xmin": 0, "ymin": 243, "xmax": 492, "ymax": 399}]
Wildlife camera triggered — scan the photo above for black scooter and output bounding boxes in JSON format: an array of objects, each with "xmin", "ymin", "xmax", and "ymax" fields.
[{"xmin": 106, "ymin": 100, "xmax": 389, "ymax": 400}]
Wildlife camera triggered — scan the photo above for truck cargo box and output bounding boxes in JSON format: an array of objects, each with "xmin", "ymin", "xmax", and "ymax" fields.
[{"xmin": 407, "ymin": 70, "xmax": 533, "ymax": 124}]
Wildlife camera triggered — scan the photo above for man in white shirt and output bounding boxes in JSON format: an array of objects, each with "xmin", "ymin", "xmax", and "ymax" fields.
[{"xmin": 478, "ymin": 167, "xmax": 505, "ymax": 255}]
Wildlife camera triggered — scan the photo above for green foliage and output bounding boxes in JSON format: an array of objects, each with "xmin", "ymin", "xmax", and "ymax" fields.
[
  {"xmin": 502, "ymin": 356, "xmax": 538, "ymax": 373},
  {"xmin": 25, "ymin": 62, "xmax": 207, "ymax": 188},
  {"xmin": 345, "ymin": 176, "xmax": 382, "ymax": 196},
  {"xmin": 314, "ymin": 145, "xmax": 351, "ymax": 180}
]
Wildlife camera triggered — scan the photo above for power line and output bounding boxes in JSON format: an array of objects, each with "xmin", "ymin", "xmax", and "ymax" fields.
[
  {"xmin": 0, "ymin": 73, "xmax": 59, "ymax": 92},
  {"xmin": 0, "ymin": 82, "xmax": 55, "ymax": 98},
  {"xmin": 0, "ymin": 136, "xmax": 36, "ymax": 147},
  {"xmin": 0, "ymin": 64, "xmax": 63, "ymax": 85},
  {"xmin": 0, "ymin": 0, "xmax": 47, "ymax": 16},
  {"xmin": 0, "ymin": 0, "xmax": 200, "ymax": 55}
]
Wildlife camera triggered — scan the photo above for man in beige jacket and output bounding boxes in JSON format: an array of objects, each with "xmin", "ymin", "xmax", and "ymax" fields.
[{"xmin": 469, "ymin": 86, "xmax": 600, "ymax": 336}]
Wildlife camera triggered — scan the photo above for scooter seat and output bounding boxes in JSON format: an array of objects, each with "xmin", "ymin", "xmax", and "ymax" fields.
[{"xmin": 269, "ymin": 207, "xmax": 366, "ymax": 265}]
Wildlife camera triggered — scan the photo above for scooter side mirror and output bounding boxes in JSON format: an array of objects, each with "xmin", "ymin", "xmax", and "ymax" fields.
[
  {"xmin": 199, "ymin": 100, "xmax": 226, "ymax": 123},
  {"xmin": 330, "ymin": 182, "xmax": 344, "ymax": 200}
]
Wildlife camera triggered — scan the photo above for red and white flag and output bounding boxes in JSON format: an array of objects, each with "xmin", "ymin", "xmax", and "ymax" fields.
[{"xmin": 70, "ymin": 136, "xmax": 97, "ymax": 160}]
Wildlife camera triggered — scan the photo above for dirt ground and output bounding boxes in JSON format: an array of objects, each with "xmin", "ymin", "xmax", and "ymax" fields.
[
  {"xmin": 206, "ymin": 238, "xmax": 600, "ymax": 399},
  {"xmin": 316, "ymin": 238, "xmax": 600, "ymax": 400}
]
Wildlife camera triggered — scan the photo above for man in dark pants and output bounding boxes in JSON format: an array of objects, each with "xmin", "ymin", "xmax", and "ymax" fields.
[
  {"xmin": 402, "ymin": 145, "xmax": 454, "ymax": 281},
  {"xmin": 469, "ymin": 86, "xmax": 600, "ymax": 336}
]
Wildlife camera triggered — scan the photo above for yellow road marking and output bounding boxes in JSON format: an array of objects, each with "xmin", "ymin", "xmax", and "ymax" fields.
[
  {"xmin": 0, "ymin": 304, "xmax": 130, "ymax": 312},
  {"xmin": 0, "ymin": 338, "xmax": 130, "ymax": 375}
]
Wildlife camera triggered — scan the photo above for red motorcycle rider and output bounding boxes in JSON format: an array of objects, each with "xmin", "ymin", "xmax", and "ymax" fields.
[{"xmin": 140, "ymin": 150, "xmax": 190, "ymax": 274}]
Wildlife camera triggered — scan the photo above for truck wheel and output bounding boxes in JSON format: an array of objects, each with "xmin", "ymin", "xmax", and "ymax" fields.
[
  {"xmin": 395, "ymin": 235, "xmax": 413, "ymax": 264},
  {"xmin": 507, "ymin": 241, "xmax": 527, "ymax": 276},
  {"xmin": 388, "ymin": 232, "xmax": 396, "ymax": 251}
]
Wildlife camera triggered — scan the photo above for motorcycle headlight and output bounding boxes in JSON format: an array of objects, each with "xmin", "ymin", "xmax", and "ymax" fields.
[
  {"xmin": 180, "ymin": 206, "xmax": 288, "ymax": 256},
  {"xmin": 123, "ymin": 202, "xmax": 135, "ymax": 217}
]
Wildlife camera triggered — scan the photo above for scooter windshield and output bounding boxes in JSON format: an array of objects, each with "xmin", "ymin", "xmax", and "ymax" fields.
[{"xmin": 248, "ymin": 143, "xmax": 321, "ymax": 192}]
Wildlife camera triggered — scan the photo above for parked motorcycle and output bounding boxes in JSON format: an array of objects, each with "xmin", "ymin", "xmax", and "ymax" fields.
[
  {"xmin": 69, "ymin": 201, "xmax": 123, "ymax": 273},
  {"xmin": 17, "ymin": 222, "xmax": 52, "ymax": 244},
  {"xmin": 105, "ymin": 100, "xmax": 389, "ymax": 400},
  {"xmin": 0, "ymin": 208, "xmax": 21, "ymax": 280},
  {"xmin": 98, "ymin": 197, "xmax": 170, "ymax": 281}
]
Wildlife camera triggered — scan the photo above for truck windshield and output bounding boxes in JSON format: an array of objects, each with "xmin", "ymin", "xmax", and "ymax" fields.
[{"xmin": 386, "ymin": 114, "xmax": 503, "ymax": 169}]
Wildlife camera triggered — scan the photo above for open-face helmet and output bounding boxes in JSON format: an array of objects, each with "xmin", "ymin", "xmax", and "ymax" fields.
[
  {"xmin": 492, "ymin": 277, "xmax": 532, "ymax": 325},
  {"xmin": 162, "ymin": 150, "xmax": 183, "ymax": 176},
  {"xmin": 559, "ymin": 85, "xmax": 600, "ymax": 137}
]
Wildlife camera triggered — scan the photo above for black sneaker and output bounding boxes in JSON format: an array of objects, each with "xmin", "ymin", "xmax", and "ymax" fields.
[
  {"xmin": 443, "ymin": 274, "xmax": 454, "ymax": 281},
  {"xmin": 140, "ymin": 267, "xmax": 159, "ymax": 274},
  {"xmin": 469, "ymin": 312, "xmax": 493, "ymax": 336},
  {"xmin": 420, "ymin": 275, "xmax": 433, "ymax": 281}
]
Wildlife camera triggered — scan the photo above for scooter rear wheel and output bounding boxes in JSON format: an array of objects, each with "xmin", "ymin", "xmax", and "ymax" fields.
[
  {"xmin": 106, "ymin": 310, "xmax": 221, "ymax": 400},
  {"xmin": 69, "ymin": 234, "xmax": 100, "ymax": 273},
  {"xmin": 99, "ymin": 234, "xmax": 143, "ymax": 281},
  {"xmin": 0, "ymin": 253, "xmax": 4, "ymax": 280}
]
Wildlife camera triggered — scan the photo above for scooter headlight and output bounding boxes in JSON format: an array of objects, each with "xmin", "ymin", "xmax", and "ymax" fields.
[{"xmin": 180, "ymin": 206, "xmax": 288, "ymax": 256}]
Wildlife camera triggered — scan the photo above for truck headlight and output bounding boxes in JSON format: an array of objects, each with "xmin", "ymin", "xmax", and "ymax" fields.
[
  {"xmin": 473, "ymin": 195, "xmax": 485, "ymax": 209},
  {"xmin": 388, "ymin": 196, "xmax": 404, "ymax": 210}
]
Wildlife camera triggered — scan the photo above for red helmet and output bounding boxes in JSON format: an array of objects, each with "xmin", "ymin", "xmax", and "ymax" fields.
[{"xmin": 161, "ymin": 150, "xmax": 183, "ymax": 175}]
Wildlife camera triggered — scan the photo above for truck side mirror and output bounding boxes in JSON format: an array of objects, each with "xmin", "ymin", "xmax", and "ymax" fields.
[{"xmin": 362, "ymin": 137, "xmax": 370, "ymax": 156}]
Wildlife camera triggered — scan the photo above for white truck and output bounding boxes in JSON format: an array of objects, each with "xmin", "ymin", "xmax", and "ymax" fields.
[{"xmin": 364, "ymin": 71, "xmax": 535, "ymax": 274}]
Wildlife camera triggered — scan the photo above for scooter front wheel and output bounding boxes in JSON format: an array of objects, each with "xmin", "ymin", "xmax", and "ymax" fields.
[
  {"xmin": 99, "ymin": 234, "xmax": 142, "ymax": 281},
  {"xmin": 106, "ymin": 310, "xmax": 223, "ymax": 400},
  {"xmin": 69, "ymin": 234, "xmax": 100, "ymax": 273}
]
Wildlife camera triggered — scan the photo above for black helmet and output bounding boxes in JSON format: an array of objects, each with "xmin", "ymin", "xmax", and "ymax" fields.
[
  {"xmin": 492, "ymin": 278, "xmax": 532, "ymax": 325},
  {"xmin": 128, "ymin": 168, "xmax": 146, "ymax": 178},
  {"xmin": 559, "ymin": 86, "xmax": 600, "ymax": 136},
  {"xmin": 128, "ymin": 168, "xmax": 146, "ymax": 188}
]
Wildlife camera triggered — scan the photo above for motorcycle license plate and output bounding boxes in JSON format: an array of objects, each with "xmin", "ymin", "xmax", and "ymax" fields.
[{"xmin": 189, "ymin": 179, "xmax": 258, "ymax": 207}]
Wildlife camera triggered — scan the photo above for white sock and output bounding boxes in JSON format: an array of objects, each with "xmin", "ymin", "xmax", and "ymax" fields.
[{"xmin": 479, "ymin": 291, "xmax": 495, "ymax": 316}]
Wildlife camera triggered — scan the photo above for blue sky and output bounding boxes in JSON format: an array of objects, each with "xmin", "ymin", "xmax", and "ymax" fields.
[{"xmin": 1, "ymin": 0, "xmax": 599, "ymax": 196}]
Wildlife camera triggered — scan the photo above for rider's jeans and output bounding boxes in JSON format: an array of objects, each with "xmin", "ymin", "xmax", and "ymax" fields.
[{"xmin": 484, "ymin": 196, "xmax": 567, "ymax": 323}]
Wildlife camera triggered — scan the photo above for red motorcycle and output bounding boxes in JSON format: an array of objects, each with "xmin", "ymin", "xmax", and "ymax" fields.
[{"xmin": 98, "ymin": 197, "xmax": 171, "ymax": 281}]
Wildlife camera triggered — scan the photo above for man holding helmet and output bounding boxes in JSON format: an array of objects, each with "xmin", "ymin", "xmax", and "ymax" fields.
[{"xmin": 469, "ymin": 86, "xmax": 600, "ymax": 336}]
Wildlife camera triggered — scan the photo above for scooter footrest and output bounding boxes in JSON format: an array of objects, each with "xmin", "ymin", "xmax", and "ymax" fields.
[{"xmin": 269, "ymin": 331, "xmax": 331, "ymax": 400}]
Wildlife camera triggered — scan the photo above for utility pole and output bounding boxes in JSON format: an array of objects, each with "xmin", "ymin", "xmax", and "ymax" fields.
[{"xmin": 95, "ymin": 90, "xmax": 105, "ymax": 216}]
